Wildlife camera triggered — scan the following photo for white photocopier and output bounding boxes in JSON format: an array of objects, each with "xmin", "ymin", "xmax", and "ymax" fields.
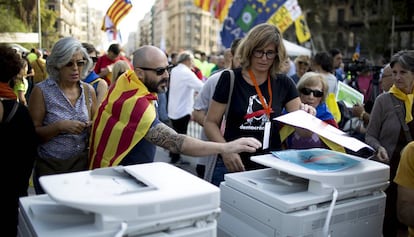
[
  {"xmin": 218, "ymin": 149, "xmax": 390, "ymax": 237},
  {"xmin": 18, "ymin": 162, "xmax": 220, "ymax": 237}
]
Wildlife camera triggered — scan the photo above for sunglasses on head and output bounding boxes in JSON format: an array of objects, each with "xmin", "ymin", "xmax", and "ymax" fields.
[
  {"xmin": 64, "ymin": 60, "xmax": 86, "ymax": 67},
  {"xmin": 138, "ymin": 64, "xmax": 174, "ymax": 76},
  {"xmin": 300, "ymin": 88, "xmax": 324, "ymax": 97}
]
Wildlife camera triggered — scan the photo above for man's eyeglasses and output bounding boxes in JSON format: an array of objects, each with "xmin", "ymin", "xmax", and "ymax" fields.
[
  {"xmin": 298, "ymin": 61, "xmax": 309, "ymax": 66},
  {"xmin": 138, "ymin": 64, "xmax": 174, "ymax": 76},
  {"xmin": 300, "ymin": 88, "xmax": 324, "ymax": 97},
  {"xmin": 64, "ymin": 60, "xmax": 87, "ymax": 67},
  {"xmin": 253, "ymin": 50, "xmax": 277, "ymax": 60}
]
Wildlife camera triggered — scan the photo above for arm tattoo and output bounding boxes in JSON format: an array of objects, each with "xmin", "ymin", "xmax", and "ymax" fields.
[{"xmin": 145, "ymin": 123, "xmax": 185, "ymax": 153}]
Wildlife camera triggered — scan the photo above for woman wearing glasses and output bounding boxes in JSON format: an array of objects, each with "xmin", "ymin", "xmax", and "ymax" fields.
[
  {"xmin": 286, "ymin": 72, "xmax": 339, "ymax": 149},
  {"xmin": 204, "ymin": 23, "xmax": 315, "ymax": 186},
  {"xmin": 28, "ymin": 37, "xmax": 98, "ymax": 194}
]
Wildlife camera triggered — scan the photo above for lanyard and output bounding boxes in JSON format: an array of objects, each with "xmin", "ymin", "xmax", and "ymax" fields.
[{"xmin": 248, "ymin": 69, "xmax": 273, "ymax": 119}]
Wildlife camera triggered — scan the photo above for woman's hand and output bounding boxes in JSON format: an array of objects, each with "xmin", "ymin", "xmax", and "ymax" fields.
[
  {"xmin": 221, "ymin": 152, "xmax": 245, "ymax": 172},
  {"xmin": 221, "ymin": 137, "xmax": 262, "ymax": 172},
  {"xmin": 59, "ymin": 120, "xmax": 89, "ymax": 134},
  {"xmin": 376, "ymin": 146, "xmax": 389, "ymax": 163},
  {"xmin": 300, "ymin": 103, "xmax": 316, "ymax": 116}
]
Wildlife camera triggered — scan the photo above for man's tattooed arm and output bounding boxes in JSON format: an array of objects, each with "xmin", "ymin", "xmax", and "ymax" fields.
[{"xmin": 144, "ymin": 123, "xmax": 185, "ymax": 153}]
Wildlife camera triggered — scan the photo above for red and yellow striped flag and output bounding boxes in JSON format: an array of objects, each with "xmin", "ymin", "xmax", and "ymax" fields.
[
  {"xmin": 214, "ymin": 0, "xmax": 232, "ymax": 23},
  {"xmin": 89, "ymin": 70, "xmax": 157, "ymax": 169},
  {"xmin": 194, "ymin": 0, "xmax": 231, "ymax": 23},
  {"xmin": 101, "ymin": 0, "xmax": 133, "ymax": 31}
]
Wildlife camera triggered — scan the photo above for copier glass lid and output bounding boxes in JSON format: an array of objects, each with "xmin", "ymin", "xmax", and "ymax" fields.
[{"xmin": 39, "ymin": 162, "xmax": 220, "ymax": 220}]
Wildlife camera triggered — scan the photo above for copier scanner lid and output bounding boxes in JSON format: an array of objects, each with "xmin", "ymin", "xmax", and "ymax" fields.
[
  {"xmin": 251, "ymin": 149, "xmax": 389, "ymax": 189},
  {"xmin": 39, "ymin": 162, "xmax": 220, "ymax": 220}
]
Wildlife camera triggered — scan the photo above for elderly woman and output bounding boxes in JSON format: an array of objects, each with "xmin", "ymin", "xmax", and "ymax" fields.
[
  {"xmin": 290, "ymin": 55, "xmax": 311, "ymax": 84},
  {"xmin": 366, "ymin": 50, "xmax": 414, "ymax": 237},
  {"xmin": 28, "ymin": 37, "xmax": 98, "ymax": 194},
  {"xmin": 286, "ymin": 72, "xmax": 339, "ymax": 150}
]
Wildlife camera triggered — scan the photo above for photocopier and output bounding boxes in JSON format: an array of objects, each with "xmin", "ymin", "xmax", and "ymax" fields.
[
  {"xmin": 218, "ymin": 150, "xmax": 390, "ymax": 237},
  {"xmin": 18, "ymin": 162, "xmax": 220, "ymax": 237}
]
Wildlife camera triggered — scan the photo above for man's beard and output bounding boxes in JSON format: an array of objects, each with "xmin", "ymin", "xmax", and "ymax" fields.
[{"xmin": 147, "ymin": 78, "xmax": 168, "ymax": 93}]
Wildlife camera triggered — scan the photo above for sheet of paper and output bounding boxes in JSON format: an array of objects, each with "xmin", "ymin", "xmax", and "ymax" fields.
[
  {"xmin": 336, "ymin": 81, "xmax": 364, "ymax": 108},
  {"xmin": 275, "ymin": 110, "xmax": 373, "ymax": 152}
]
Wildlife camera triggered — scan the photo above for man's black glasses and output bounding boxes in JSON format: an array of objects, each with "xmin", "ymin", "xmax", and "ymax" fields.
[
  {"xmin": 253, "ymin": 50, "xmax": 277, "ymax": 60},
  {"xmin": 138, "ymin": 65, "xmax": 174, "ymax": 76},
  {"xmin": 300, "ymin": 88, "xmax": 324, "ymax": 97},
  {"xmin": 64, "ymin": 60, "xmax": 86, "ymax": 67}
]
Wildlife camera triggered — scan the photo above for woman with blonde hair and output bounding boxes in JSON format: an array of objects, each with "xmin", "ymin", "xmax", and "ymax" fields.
[
  {"xmin": 111, "ymin": 60, "xmax": 130, "ymax": 84},
  {"xmin": 290, "ymin": 54, "xmax": 311, "ymax": 83},
  {"xmin": 204, "ymin": 23, "xmax": 315, "ymax": 186}
]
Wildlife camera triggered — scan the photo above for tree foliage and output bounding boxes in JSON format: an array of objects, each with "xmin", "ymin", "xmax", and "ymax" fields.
[{"xmin": 0, "ymin": 0, "xmax": 58, "ymax": 49}]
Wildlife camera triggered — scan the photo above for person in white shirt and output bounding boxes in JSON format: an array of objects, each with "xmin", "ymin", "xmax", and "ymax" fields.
[{"xmin": 168, "ymin": 51, "xmax": 204, "ymax": 163}]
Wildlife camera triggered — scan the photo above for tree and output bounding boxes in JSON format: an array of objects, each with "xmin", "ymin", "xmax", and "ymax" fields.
[{"xmin": 0, "ymin": 0, "xmax": 57, "ymax": 49}]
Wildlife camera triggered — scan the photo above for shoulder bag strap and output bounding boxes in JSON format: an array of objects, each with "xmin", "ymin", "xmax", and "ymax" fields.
[
  {"xmin": 224, "ymin": 69, "xmax": 235, "ymax": 120},
  {"xmin": 3, "ymin": 100, "xmax": 19, "ymax": 123},
  {"xmin": 389, "ymin": 93, "xmax": 413, "ymax": 142},
  {"xmin": 82, "ymin": 83, "xmax": 91, "ymax": 120}
]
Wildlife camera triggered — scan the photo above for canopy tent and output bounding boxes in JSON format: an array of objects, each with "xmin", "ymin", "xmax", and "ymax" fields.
[{"xmin": 283, "ymin": 39, "xmax": 312, "ymax": 57}]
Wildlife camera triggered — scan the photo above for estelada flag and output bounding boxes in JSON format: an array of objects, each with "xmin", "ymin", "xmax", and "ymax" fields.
[
  {"xmin": 101, "ymin": 0, "xmax": 132, "ymax": 31},
  {"xmin": 89, "ymin": 70, "xmax": 157, "ymax": 169}
]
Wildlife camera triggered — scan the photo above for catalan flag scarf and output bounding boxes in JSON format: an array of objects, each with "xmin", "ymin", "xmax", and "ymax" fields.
[{"xmin": 88, "ymin": 70, "xmax": 157, "ymax": 169}]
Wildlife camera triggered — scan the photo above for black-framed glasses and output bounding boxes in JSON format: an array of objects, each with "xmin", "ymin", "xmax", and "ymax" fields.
[
  {"xmin": 300, "ymin": 88, "xmax": 324, "ymax": 97},
  {"xmin": 298, "ymin": 61, "xmax": 309, "ymax": 66},
  {"xmin": 253, "ymin": 50, "xmax": 277, "ymax": 60},
  {"xmin": 64, "ymin": 60, "xmax": 87, "ymax": 67},
  {"xmin": 138, "ymin": 64, "xmax": 174, "ymax": 76}
]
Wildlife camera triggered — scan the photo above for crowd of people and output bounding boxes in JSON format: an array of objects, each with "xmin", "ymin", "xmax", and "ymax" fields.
[{"xmin": 2, "ymin": 22, "xmax": 414, "ymax": 236}]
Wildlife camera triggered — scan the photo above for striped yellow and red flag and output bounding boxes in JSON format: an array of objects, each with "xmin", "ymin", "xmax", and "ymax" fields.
[
  {"xmin": 194, "ymin": 0, "xmax": 232, "ymax": 23},
  {"xmin": 101, "ymin": 0, "xmax": 133, "ymax": 31},
  {"xmin": 214, "ymin": 0, "xmax": 232, "ymax": 23},
  {"xmin": 89, "ymin": 70, "xmax": 157, "ymax": 169}
]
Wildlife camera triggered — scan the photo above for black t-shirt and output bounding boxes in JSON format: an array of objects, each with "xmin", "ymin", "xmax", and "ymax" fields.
[{"xmin": 213, "ymin": 68, "xmax": 299, "ymax": 169}]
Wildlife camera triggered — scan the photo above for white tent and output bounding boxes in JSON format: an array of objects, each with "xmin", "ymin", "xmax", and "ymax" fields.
[{"xmin": 283, "ymin": 39, "xmax": 312, "ymax": 57}]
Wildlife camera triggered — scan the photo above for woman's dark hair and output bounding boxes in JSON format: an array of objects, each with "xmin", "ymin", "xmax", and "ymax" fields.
[{"xmin": 0, "ymin": 45, "xmax": 23, "ymax": 83}]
